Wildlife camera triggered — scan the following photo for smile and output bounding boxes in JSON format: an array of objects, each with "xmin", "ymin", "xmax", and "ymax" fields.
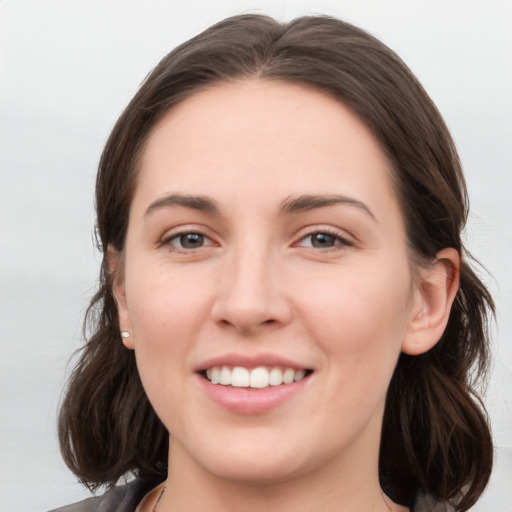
[{"xmin": 202, "ymin": 366, "xmax": 312, "ymax": 388}]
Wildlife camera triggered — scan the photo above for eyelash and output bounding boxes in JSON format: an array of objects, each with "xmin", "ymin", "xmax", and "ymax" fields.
[
  {"xmin": 160, "ymin": 228, "xmax": 353, "ymax": 253},
  {"xmin": 294, "ymin": 228, "xmax": 353, "ymax": 251},
  {"xmin": 160, "ymin": 231, "xmax": 216, "ymax": 252}
]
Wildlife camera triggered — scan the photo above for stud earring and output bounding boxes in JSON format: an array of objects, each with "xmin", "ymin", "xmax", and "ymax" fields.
[{"xmin": 120, "ymin": 331, "xmax": 132, "ymax": 338}]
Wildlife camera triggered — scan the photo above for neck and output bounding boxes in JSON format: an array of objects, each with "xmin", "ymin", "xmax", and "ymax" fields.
[{"xmin": 157, "ymin": 436, "xmax": 407, "ymax": 512}]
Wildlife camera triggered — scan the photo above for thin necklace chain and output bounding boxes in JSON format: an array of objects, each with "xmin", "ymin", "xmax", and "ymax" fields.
[{"xmin": 153, "ymin": 483, "xmax": 166, "ymax": 512}]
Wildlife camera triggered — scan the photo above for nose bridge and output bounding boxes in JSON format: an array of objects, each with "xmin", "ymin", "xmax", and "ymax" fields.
[
  {"xmin": 212, "ymin": 235, "xmax": 289, "ymax": 332},
  {"xmin": 233, "ymin": 241, "xmax": 272, "ymax": 302}
]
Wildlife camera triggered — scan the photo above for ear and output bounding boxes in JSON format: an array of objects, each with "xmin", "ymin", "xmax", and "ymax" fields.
[
  {"xmin": 402, "ymin": 248, "xmax": 460, "ymax": 356},
  {"xmin": 107, "ymin": 245, "xmax": 135, "ymax": 350}
]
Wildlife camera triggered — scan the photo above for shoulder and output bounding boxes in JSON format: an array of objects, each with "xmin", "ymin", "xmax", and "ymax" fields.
[
  {"xmin": 413, "ymin": 489, "xmax": 456, "ymax": 512},
  {"xmin": 48, "ymin": 479, "xmax": 152, "ymax": 512}
]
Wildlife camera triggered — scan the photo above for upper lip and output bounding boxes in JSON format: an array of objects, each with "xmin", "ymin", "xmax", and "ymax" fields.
[{"xmin": 195, "ymin": 353, "xmax": 313, "ymax": 372}]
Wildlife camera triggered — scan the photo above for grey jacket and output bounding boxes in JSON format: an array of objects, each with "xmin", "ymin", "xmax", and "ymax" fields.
[{"xmin": 49, "ymin": 480, "xmax": 455, "ymax": 512}]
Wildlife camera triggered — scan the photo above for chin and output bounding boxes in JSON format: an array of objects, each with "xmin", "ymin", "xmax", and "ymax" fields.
[
  {"xmin": 191, "ymin": 436, "xmax": 330, "ymax": 487},
  {"xmin": 207, "ymin": 458, "xmax": 305, "ymax": 486}
]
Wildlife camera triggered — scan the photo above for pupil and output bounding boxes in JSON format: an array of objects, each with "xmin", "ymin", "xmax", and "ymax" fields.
[
  {"xmin": 180, "ymin": 233, "xmax": 203, "ymax": 248},
  {"xmin": 312, "ymin": 233, "xmax": 335, "ymax": 247}
]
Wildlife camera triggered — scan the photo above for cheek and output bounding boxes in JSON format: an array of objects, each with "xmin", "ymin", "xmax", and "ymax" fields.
[
  {"xmin": 124, "ymin": 264, "xmax": 214, "ymax": 363},
  {"xmin": 279, "ymin": 263, "xmax": 414, "ymax": 452},
  {"xmin": 295, "ymin": 261, "xmax": 412, "ymax": 373},
  {"xmin": 124, "ymin": 269, "xmax": 212, "ymax": 421}
]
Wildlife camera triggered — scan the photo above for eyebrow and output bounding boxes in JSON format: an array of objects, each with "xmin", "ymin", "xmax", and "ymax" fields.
[
  {"xmin": 145, "ymin": 193, "xmax": 221, "ymax": 216},
  {"xmin": 280, "ymin": 194, "xmax": 377, "ymax": 221},
  {"xmin": 144, "ymin": 192, "xmax": 376, "ymax": 222}
]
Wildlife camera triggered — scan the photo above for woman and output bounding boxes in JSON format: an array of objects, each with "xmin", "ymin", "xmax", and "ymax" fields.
[{"xmin": 52, "ymin": 14, "xmax": 494, "ymax": 512}]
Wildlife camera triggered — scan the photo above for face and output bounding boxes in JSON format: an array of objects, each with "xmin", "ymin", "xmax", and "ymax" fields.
[{"xmin": 115, "ymin": 80, "xmax": 422, "ymax": 484}]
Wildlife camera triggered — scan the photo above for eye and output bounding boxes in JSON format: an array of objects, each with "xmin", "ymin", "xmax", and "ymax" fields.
[
  {"xmin": 297, "ymin": 231, "xmax": 352, "ymax": 249},
  {"xmin": 163, "ymin": 232, "xmax": 214, "ymax": 250}
]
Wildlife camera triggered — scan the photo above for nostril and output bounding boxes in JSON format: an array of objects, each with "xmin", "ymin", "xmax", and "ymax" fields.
[{"xmin": 217, "ymin": 317, "xmax": 277, "ymax": 329}]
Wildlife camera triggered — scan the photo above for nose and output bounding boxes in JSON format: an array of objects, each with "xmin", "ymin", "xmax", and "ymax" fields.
[{"xmin": 211, "ymin": 244, "xmax": 292, "ymax": 335}]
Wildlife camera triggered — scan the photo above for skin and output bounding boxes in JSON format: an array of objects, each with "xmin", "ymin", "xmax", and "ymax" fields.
[{"xmin": 112, "ymin": 80, "xmax": 459, "ymax": 512}]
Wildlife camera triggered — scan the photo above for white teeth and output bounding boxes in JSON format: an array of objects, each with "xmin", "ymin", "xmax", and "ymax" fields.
[
  {"xmin": 250, "ymin": 367, "xmax": 269, "ymax": 388},
  {"xmin": 282, "ymin": 368, "xmax": 295, "ymax": 384},
  {"xmin": 231, "ymin": 367, "xmax": 250, "ymax": 387},
  {"xmin": 211, "ymin": 367, "xmax": 220, "ymax": 384},
  {"xmin": 219, "ymin": 366, "xmax": 231, "ymax": 385},
  {"xmin": 269, "ymin": 367, "xmax": 283, "ymax": 386},
  {"xmin": 204, "ymin": 365, "xmax": 309, "ymax": 388},
  {"xmin": 294, "ymin": 369, "xmax": 306, "ymax": 382}
]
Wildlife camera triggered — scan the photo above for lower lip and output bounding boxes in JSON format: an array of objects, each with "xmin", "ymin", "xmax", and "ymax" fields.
[{"xmin": 197, "ymin": 374, "xmax": 310, "ymax": 415}]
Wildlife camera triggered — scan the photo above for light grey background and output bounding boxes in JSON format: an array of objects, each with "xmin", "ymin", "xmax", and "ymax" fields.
[{"xmin": 1, "ymin": 1, "xmax": 510, "ymax": 511}]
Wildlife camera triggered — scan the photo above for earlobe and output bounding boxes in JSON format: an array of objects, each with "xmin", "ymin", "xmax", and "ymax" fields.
[
  {"xmin": 402, "ymin": 248, "xmax": 460, "ymax": 356},
  {"xmin": 107, "ymin": 245, "xmax": 135, "ymax": 350}
]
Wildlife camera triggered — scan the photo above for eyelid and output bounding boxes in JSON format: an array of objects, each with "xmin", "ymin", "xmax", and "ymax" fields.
[
  {"xmin": 159, "ymin": 225, "xmax": 219, "ymax": 251},
  {"xmin": 158, "ymin": 224, "xmax": 354, "ymax": 252},
  {"xmin": 293, "ymin": 226, "xmax": 355, "ymax": 249}
]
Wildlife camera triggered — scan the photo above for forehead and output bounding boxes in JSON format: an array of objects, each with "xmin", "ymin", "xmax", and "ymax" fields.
[
  {"xmin": 134, "ymin": 79, "xmax": 400, "ymax": 222},
  {"xmin": 144, "ymin": 79, "xmax": 384, "ymax": 163}
]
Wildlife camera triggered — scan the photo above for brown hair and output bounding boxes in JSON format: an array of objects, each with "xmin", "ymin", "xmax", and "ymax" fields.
[{"xmin": 58, "ymin": 14, "xmax": 494, "ymax": 510}]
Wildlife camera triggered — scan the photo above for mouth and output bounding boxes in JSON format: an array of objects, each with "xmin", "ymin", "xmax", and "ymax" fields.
[{"xmin": 199, "ymin": 366, "xmax": 314, "ymax": 389}]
